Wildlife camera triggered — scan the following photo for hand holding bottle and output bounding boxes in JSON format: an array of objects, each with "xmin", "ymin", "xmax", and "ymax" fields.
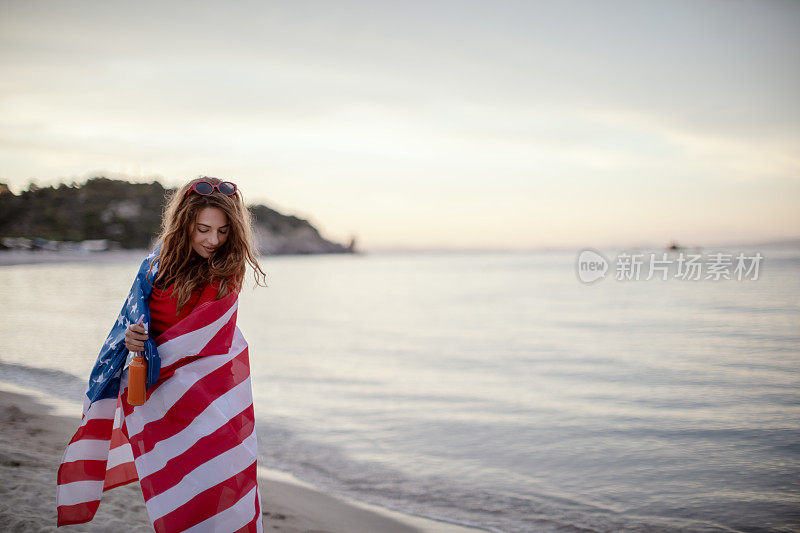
[{"xmin": 125, "ymin": 317, "xmax": 149, "ymax": 352}]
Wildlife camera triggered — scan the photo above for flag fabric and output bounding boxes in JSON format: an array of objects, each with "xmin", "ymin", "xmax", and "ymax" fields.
[
  {"xmin": 57, "ymin": 250, "xmax": 263, "ymax": 532},
  {"xmin": 85, "ymin": 245, "xmax": 163, "ymax": 406}
]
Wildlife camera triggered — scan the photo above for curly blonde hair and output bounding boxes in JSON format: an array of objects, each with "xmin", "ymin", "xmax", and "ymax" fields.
[{"xmin": 146, "ymin": 176, "xmax": 268, "ymax": 312}]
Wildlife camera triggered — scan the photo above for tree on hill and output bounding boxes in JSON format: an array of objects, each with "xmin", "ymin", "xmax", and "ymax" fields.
[{"xmin": 0, "ymin": 178, "xmax": 166, "ymax": 248}]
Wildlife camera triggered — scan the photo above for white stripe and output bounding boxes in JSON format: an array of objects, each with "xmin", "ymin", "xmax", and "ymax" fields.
[
  {"xmin": 61, "ymin": 438, "xmax": 111, "ymax": 463},
  {"xmin": 107, "ymin": 442, "xmax": 135, "ymax": 470},
  {"xmin": 113, "ymin": 402, "xmax": 124, "ymax": 429},
  {"xmin": 182, "ymin": 485, "xmax": 261, "ymax": 533},
  {"xmin": 257, "ymin": 486, "xmax": 264, "ymax": 533},
  {"xmin": 133, "ymin": 376, "xmax": 254, "ymax": 479},
  {"xmin": 158, "ymin": 301, "xmax": 238, "ymax": 366},
  {"xmin": 124, "ymin": 347, "xmax": 241, "ymax": 437},
  {"xmin": 56, "ymin": 480, "xmax": 104, "ymax": 507},
  {"xmin": 79, "ymin": 397, "xmax": 117, "ymax": 426},
  {"xmin": 146, "ymin": 428, "xmax": 257, "ymax": 520}
]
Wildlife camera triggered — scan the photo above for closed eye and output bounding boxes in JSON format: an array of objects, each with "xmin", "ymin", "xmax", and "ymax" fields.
[{"xmin": 198, "ymin": 224, "xmax": 229, "ymax": 233}]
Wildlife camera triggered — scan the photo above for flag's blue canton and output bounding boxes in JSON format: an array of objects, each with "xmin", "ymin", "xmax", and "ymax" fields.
[{"xmin": 86, "ymin": 244, "xmax": 162, "ymax": 405}]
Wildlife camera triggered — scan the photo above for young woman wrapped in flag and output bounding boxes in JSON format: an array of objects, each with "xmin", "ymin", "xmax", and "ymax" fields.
[{"xmin": 57, "ymin": 177, "xmax": 268, "ymax": 532}]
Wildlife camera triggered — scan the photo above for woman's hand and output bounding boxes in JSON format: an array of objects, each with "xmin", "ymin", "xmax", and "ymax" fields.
[{"xmin": 125, "ymin": 322, "xmax": 149, "ymax": 353}]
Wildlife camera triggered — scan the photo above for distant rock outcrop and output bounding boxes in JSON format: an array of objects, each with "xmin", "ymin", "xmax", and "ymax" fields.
[
  {"xmin": 0, "ymin": 178, "xmax": 356, "ymax": 255},
  {"xmin": 249, "ymin": 204, "xmax": 355, "ymax": 254}
]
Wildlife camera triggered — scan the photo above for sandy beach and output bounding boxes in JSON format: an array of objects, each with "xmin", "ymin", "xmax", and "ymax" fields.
[{"xmin": 0, "ymin": 384, "xmax": 483, "ymax": 533}]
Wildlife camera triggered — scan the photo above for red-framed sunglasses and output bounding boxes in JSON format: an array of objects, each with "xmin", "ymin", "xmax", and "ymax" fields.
[{"xmin": 185, "ymin": 180, "xmax": 238, "ymax": 197}]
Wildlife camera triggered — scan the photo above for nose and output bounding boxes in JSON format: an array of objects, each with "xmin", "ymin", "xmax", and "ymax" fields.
[{"xmin": 208, "ymin": 232, "xmax": 219, "ymax": 246}]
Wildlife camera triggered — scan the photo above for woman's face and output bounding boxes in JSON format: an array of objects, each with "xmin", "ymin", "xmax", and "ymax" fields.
[{"xmin": 190, "ymin": 206, "xmax": 230, "ymax": 259}]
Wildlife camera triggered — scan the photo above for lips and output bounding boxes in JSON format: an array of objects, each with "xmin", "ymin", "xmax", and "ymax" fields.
[{"xmin": 203, "ymin": 246, "xmax": 216, "ymax": 253}]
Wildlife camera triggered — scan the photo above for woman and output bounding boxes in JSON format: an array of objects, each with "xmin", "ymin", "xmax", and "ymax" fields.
[
  {"xmin": 57, "ymin": 177, "xmax": 268, "ymax": 532},
  {"xmin": 125, "ymin": 176, "xmax": 267, "ymax": 348}
]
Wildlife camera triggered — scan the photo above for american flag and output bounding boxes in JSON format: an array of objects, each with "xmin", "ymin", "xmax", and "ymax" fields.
[{"xmin": 57, "ymin": 250, "xmax": 263, "ymax": 532}]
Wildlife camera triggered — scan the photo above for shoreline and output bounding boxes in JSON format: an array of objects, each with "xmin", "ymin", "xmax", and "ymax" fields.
[
  {"xmin": 0, "ymin": 381, "xmax": 484, "ymax": 533},
  {"xmin": 0, "ymin": 249, "xmax": 150, "ymax": 267},
  {"xmin": 0, "ymin": 248, "xmax": 363, "ymax": 268}
]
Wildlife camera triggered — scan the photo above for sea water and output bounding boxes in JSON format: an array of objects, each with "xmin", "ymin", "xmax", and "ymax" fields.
[{"xmin": 1, "ymin": 248, "xmax": 798, "ymax": 532}]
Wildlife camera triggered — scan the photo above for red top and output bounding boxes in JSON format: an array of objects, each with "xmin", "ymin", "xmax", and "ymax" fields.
[{"xmin": 149, "ymin": 280, "xmax": 223, "ymax": 339}]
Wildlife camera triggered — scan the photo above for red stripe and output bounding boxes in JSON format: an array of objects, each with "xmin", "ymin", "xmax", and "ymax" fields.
[
  {"xmin": 56, "ymin": 500, "xmax": 100, "ymax": 526},
  {"xmin": 155, "ymin": 292, "xmax": 237, "ymax": 344},
  {"xmin": 196, "ymin": 308, "xmax": 236, "ymax": 356},
  {"xmin": 152, "ymin": 461, "xmax": 258, "ymax": 533},
  {"xmin": 127, "ymin": 348, "xmax": 250, "ymax": 456},
  {"xmin": 103, "ymin": 461, "xmax": 138, "ymax": 491},
  {"xmin": 57, "ymin": 459, "xmax": 107, "ymax": 484},
  {"xmin": 69, "ymin": 418, "xmax": 114, "ymax": 443},
  {"xmin": 139, "ymin": 403, "xmax": 255, "ymax": 498},
  {"xmin": 109, "ymin": 426, "xmax": 129, "ymax": 449}
]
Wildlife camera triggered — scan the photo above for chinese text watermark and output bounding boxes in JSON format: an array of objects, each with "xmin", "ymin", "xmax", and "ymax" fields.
[{"xmin": 576, "ymin": 249, "xmax": 763, "ymax": 284}]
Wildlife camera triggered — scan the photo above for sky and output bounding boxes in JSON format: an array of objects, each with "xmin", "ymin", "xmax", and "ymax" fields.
[{"xmin": 1, "ymin": 0, "xmax": 798, "ymax": 251}]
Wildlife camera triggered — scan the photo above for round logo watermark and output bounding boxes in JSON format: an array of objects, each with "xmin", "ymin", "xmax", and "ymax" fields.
[{"xmin": 576, "ymin": 249, "xmax": 609, "ymax": 284}]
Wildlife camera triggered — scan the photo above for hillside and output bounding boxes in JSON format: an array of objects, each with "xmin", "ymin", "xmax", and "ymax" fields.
[{"xmin": 0, "ymin": 178, "xmax": 356, "ymax": 255}]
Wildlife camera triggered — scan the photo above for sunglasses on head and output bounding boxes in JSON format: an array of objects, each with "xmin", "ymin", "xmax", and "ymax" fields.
[{"xmin": 185, "ymin": 180, "xmax": 238, "ymax": 197}]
